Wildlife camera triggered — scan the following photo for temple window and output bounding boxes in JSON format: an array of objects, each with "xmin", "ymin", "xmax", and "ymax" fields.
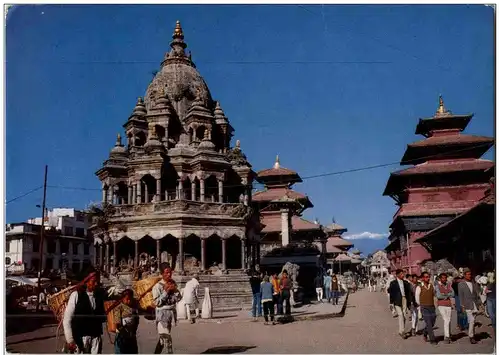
[
  {"xmin": 140, "ymin": 174, "xmax": 156, "ymax": 203},
  {"xmin": 161, "ymin": 163, "xmax": 179, "ymax": 201},
  {"xmin": 195, "ymin": 126, "xmax": 205, "ymax": 141},
  {"xmin": 205, "ymin": 175, "xmax": 218, "ymax": 203},
  {"xmin": 115, "ymin": 182, "xmax": 128, "ymax": 204},
  {"xmin": 182, "ymin": 178, "xmax": 192, "ymax": 200},
  {"xmin": 135, "ymin": 131, "xmax": 146, "ymax": 147},
  {"xmin": 155, "ymin": 125, "xmax": 166, "ymax": 142}
]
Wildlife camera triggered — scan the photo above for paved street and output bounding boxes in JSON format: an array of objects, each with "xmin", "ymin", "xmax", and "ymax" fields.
[{"xmin": 6, "ymin": 289, "xmax": 495, "ymax": 353}]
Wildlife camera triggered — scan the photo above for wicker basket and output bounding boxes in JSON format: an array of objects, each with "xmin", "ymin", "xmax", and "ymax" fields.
[
  {"xmin": 132, "ymin": 276, "xmax": 161, "ymax": 310},
  {"xmin": 47, "ymin": 285, "xmax": 77, "ymax": 323},
  {"xmin": 104, "ymin": 301, "xmax": 118, "ymax": 333}
]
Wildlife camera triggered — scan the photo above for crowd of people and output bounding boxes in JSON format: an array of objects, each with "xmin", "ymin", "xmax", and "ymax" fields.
[
  {"xmin": 384, "ymin": 268, "xmax": 495, "ymax": 345},
  {"xmin": 249, "ymin": 270, "xmax": 293, "ymax": 324}
]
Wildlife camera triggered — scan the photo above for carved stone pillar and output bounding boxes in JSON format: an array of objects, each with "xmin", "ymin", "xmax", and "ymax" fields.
[
  {"xmin": 134, "ymin": 241, "xmax": 138, "ymax": 268},
  {"xmin": 105, "ymin": 242, "xmax": 110, "ymax": 273},
  {"xmin": 241, "ymin": 238, "xmax": 246, "ymax": 270},
  {"xmin": 191, "ymin": 181, "xmax": 196, "ymax": 201},
  {"xmin": 218, "ymin": 179, "xmax": 224, "ymax": 203},
  {"xmin": 128, "ymin": 186, "xmax": 133, "ymax": 204},
  {"xmin": 92, "ymin": 243, "xmax": 97, "ymax": 267},
  {"xmin": 132, "ymin": 184, "xmax": 137, "ymax": 205},
  {"xmin": 201, "ymin": 238, "xmax": 206, "ymax": 271},
  {"xmin": 221, "ymin": 238, "xmax": 227, "ymax": 271},
  {"xmin": 102, "ymin": 186, "xmax": 107, "ymax": 204},
  {"xmin": 156, "ymin": 239, "xmax": 161, "ymax": 270},
  {"xmin": 145, "ymin": 183, "xmax": 149, "ymax": 203},
  {"xmin": 113, "ymin": 241, "xmax": 117, "ymax": 270},
  {"xmin": 281, "ymin": 209, "xmax": 290, "ymax": 246},
  {"xmin": 136, "ymin": 181, "xmax": 141, "ymax": 204},
  {"xmin": 200, "ymin": 178, "xmax": 205, "ymax": 202},
  {"xmin": 108, "ymin": 185, "xmax": 114, "ymax": 205},
  {"xmin": 156, "ymin": 178, "xmax": 161, "ymax": 202},
  {"xmin": 99, "ymin": 244, "xmax": 103, "ymax": 268},
  {"xmin": 178, "ymin": 238, "xmax": 184, "ymax": 273},
  {"xmin": 178, "ymin": 180, "xmax": 184, "ymax": 200}
]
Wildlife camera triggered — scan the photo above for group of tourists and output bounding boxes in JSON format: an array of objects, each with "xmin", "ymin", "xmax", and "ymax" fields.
[
  {"xmin": 249, "ymin": 269, "xmax": 292, "ymax": 325},
  {"xmin": 314, "ymin": 271, "xmax": 342, "ymax": 305},
  {"xmin": 386, "ymin": 267, "xmax": 495, "ymax": 345}
]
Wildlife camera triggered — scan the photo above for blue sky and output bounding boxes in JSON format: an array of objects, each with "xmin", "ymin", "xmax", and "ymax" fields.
[{"xmin": 6, "ymin": 5, "xmax": 494, "ymax": 255}]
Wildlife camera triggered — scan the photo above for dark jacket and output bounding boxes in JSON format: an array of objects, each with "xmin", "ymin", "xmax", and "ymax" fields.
[
  {"xmin": 314, "ymin": 276, "xmax": 323, "ymax": 288},
  {"xmin": 458, "ymin": 280, "xmax": 481, "ymax": 310},
  {"xmin": 250, "ymin": 274, "xmax": 262, "ymax": 294},
  {"xmin": 72, "ymin": 288, "xmax": 106, "ymax": 341},
  {"xmin": 388, "ymin": 279, "xmax": 415, "ymax": 307}
]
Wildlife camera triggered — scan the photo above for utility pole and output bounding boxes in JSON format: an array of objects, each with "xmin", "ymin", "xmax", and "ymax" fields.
[{"xmin": 36, "ymin": 165, "xmax": 48, "ymax": 312}]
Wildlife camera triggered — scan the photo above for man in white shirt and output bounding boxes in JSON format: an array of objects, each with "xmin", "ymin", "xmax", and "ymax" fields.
[
  {"xmin": 182, "ymin": 274, "xmax": 200, "ymax": 324},
  {"xmin": 388, "ymin": 269, "xmax": 416, "ymax": 339},
  {"xmin": 63, "ymin": 270, "xmax": 106, "ymax": 354}
]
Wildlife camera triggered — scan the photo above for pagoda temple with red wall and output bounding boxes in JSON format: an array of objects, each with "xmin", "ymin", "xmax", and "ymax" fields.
[{"xmin": 383, "ymin": 96, "xmax": 494, "ymax": 274}]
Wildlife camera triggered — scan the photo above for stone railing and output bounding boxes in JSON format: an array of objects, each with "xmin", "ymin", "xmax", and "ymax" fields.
[{"xmin": 109, "ymin": 200, "xmax": 251, "ymax": 219}]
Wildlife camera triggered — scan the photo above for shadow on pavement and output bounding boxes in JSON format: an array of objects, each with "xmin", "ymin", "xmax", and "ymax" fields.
[
  {"xmin": 201, "ymin": 345, "xmax": 257, "ymax": 354},
  {"xmin": 6, "ymin": 334, "xmax": 58, "ymax": 346},
  {"xmin": 6, "ymin": 312, "xmax": 57, "ymax": 336}
]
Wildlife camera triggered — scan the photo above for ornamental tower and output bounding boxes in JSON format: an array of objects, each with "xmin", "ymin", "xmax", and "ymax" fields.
[{"xmin": 94, "ymin": 21, "xmax": 258, "ymax": 279}]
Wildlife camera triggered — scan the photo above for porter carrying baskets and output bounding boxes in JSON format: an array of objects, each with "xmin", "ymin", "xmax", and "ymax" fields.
[{"xmin": 132, "ymin": 276, "xmax": 162, "ymax": 310}]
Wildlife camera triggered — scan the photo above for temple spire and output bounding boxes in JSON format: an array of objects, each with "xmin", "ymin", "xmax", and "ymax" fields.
[
  {"xmin": 173, "ymin": 20, "xmax": 184, "ymax": 39},
  {"xmin": 169, "ymin": 20, "xmax": 187, "ymax": 55},
  {"xmin": 235, "ymin": 139, "xmax": 241, "ymax": 149},
  {"xmin": 115, "ymin": 133, "xmax": 122, "ymax": 146},
  {"xmin": 274, "ymin": 155, "xmax": 280, "ymax": 169},
  {"xmin": 436, "ymin": 94, "xmax": 449, "ymax": 116}
]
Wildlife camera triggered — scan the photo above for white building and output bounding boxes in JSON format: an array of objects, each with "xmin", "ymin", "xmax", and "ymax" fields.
[{"xmin": 6, "ymin": 208, "xmax": 95, "ymax": 274}]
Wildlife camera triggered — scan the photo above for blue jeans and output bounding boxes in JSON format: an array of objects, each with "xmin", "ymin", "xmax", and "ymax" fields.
[
  {"xmin": 252, "ymin": 293, "xmax": 262, "ymax": 317},
  {"xmin": 455, "ymin": 295, "xmax": 469, "ymax": 330},
  {"xmin": 487, "ymin": 297, "xmax": 496, "ymax": 330},
  {"xmin": 324, "ymin": 288, "xmax": 331, "ymax": 301}
]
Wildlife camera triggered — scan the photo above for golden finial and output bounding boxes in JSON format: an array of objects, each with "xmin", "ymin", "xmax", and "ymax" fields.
[
  {"xmin": 173, "ymin": 20, "xmax": 184, "ymax": 37},
  {"xmin": 116, "ymin": 133, "xmax": 122, "ymax": 146},
  {"xmin": 274, "ymin": 155, "xmax": 280, "ymax": 169},
  {"xmin": 437, "ymin": 95, "xmax": 445, "ymax": 115},
  {"xmin": 235, "ymin": 139, "xmax": 241, "ymax": 149}
]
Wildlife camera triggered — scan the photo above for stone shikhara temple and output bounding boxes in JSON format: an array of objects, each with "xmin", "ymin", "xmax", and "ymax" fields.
[
  {"xmin": 91, "ymin": 21, "xmax": 350, "ymax": 308},
  {"xmin": 93, "ymin": 21, "xmax": 260, "ymax": 282}
]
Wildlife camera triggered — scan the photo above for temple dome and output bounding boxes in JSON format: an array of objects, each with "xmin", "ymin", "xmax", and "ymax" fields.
[{"xmin": 144, "ymin": 21, "xmax": 214, "ymax": 120}]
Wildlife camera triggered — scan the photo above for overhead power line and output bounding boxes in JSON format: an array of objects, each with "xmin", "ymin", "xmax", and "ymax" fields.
[
  {"xmin": 6, "ymin": 186, "xmax": 43, "ymax": 205},
  {"xmin": 42, "ymin": 142, "xmax": 493, "ymax": 193}
]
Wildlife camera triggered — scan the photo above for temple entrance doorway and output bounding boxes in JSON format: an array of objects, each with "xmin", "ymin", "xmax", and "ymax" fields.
[
  {"xmin": 226, "ymin": 235, "xmax": 242, "ymax": 269},
  {"xmin": 206, "ymin": 234, "xmax": 222, "ymax": 268},
  {"xmin": 160, "ymin": 234, "xmax": 179, "ymax": 270},
  {"xmin": 184, "ymin": 234, "xmax": 201, "ymax": 272},
  {"xmin": 116, "ymin": 237, "xmax": 135, "ymax": 267}
]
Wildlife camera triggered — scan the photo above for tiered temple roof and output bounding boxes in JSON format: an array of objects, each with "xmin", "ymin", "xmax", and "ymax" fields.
[{"xmin": 384, "ymin": 96, "xmax": 494, "ymax": 198}]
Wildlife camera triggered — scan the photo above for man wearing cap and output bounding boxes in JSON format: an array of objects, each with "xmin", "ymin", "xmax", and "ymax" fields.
[
  {"xmin": 458, "ymin": 268, "xmax": 482, "ymax": 344},
  {"xmin": 63, "ymin": 268, "xmax": 107, "ymax": 354},
  {"xmin": 153, "ymin": 263, "xmax": 181, "ymax": 354}
]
